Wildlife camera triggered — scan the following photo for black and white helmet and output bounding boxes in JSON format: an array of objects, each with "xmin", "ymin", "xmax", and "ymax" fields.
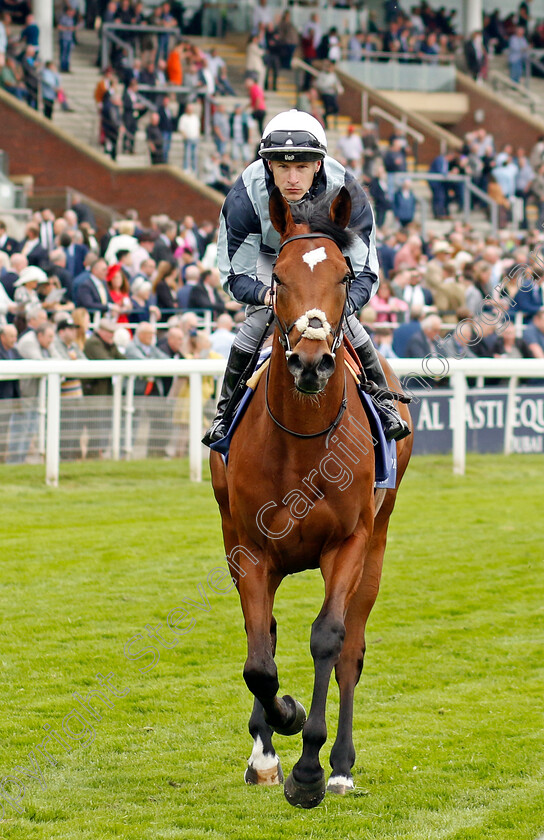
[{"xmin": 259, "ymin": 110, "xmax": 327, "ymax": 162}]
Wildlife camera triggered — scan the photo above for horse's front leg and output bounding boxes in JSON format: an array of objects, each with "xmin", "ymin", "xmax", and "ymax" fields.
[
  {"xmin": 245, "ymin": 615, "xmax": 283, "ymax": 786},
  {"xmin": 239, "ymin": 560, "xmax": 306, "ymax": 782},
  {"xmin": 285, "ymin": 531, "xmax": 370, "ymax": 809}
]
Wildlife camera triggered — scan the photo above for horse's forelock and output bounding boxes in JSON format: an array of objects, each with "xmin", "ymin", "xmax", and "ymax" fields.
[{"xmin": 289, "ymin": 195, "xmax": 355, "ymax": 252}]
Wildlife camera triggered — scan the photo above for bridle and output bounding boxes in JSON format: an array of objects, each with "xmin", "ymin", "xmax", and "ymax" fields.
[
  {"xmin": 265, "ymin": 231, "xmax": 355, "ymax": 444},
  {"xmin": 271, "ymin": 233, "xmax": 354, "ymax": 357}
]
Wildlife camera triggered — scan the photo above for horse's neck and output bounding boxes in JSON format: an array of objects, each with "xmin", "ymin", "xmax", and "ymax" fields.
[{"xmin": 267, "ymin": 337, "xmax": 345, "ymax": 438}]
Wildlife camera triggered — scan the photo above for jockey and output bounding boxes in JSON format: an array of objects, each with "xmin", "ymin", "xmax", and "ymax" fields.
[{"xmin": 203, "ymin": 109, "xmax": 410, "ymax": 445}]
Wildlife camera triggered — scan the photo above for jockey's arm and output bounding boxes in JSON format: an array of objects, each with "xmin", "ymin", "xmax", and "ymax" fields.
[
  {"xmin": 217, "ymin": 188, "xmax": 270, "ymax": 307},
  {"xmin": 344, "ymin": 180, "xmax": 380, "ymax": 314}
]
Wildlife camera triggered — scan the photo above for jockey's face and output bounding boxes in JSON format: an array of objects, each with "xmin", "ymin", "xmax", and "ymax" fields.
[{"xmin": 269, "ymin": 160, "xmax": 322, "ymax": 203}]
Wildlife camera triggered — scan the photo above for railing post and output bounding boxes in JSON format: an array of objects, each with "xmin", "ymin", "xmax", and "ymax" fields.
[
  {"xmin": 101, "ymin": 25, "xmax": 109, "ymax": 71},
  {"xmin": 112, "ymin": 375, "xmax": 123, "ymax": 461},
  {"xmin": 38, "ymin": 376, "xmax": 47, "ymax": 456},
  {"xmin": 452, "ymin": 370, "xmax": 467, "ymax": 476},
  {"xmin": 46, "ymin": 373, "xmax": 61, "ymax": 487},
  {"xmin": 189, "ymin": 372, "xmax": 203, "ymax": 482},
  {"xmin": 124, "ymin": 376, "xmax": 135, "ymax": 459},
  {"xmin": 503, "ymin": 375, "xmax": 519, "ymax": 455}
]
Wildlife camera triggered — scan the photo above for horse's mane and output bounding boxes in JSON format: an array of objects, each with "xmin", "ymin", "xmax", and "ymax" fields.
[{"xmin": 290, "ymin": 192, "xmax": 355, "ymax": 252}]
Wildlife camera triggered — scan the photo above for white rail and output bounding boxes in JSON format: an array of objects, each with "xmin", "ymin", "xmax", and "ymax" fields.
[{"xmin": 1, "ymin": 357, "xmax": 543, "ymax": 485}]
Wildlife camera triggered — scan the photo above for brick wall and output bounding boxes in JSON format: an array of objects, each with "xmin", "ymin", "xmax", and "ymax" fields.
[{"xmin": 0, "ymin": 89, "xmax": 223, "ymax": 225}]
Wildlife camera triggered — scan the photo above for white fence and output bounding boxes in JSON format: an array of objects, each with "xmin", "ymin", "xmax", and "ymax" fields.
[{"xmin": 1, "ymin": 357, "xmax": 544, "ymax": 486}]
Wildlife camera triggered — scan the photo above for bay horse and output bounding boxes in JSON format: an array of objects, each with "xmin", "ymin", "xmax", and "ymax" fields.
[{"xmin": 210, "ymin": 186, "xmax": 412, "ymax": 808}]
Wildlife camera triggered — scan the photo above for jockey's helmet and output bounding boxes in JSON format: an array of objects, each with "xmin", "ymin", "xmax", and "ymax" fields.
[{"xmin": 259, "ymin": 110, "xmax": 327, "ymax": 162}]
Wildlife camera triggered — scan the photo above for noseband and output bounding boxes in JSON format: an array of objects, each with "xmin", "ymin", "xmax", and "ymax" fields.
[{"xmin": 265, "ymin": 232, "xmax": 354, "ymax": 444}]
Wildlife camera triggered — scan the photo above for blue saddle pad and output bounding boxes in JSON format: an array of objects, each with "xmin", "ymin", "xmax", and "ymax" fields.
[{"xmin": 210, "ymin": 351, "xmax": 397, "ymax": 490}]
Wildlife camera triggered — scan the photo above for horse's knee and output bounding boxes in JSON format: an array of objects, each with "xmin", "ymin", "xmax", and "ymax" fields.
[
  {"xmin": 310, "ymin": 615, "xmax": 345, "ymax": 662},
  {"xmin": 244, "ymin": 655, "xmax": 278, "ymax": 699}
]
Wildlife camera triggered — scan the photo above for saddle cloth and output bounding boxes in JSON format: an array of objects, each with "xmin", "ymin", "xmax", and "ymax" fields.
[{"xmin": 209, "ymin": 347, "xmax": 397, "ymax": 490}]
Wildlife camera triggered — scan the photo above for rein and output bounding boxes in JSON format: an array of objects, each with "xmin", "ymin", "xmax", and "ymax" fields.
[{"xmin": 265, "ymin": 230, "xmax": 353, "ymax": 445}]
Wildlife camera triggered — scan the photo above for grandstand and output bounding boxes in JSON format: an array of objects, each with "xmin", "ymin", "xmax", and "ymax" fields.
[{"xmin": 1, "ymin": 0, "xmax": 544, "ymax": 470}]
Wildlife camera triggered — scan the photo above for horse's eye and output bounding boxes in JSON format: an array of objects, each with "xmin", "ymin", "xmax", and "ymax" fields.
[
  {"xmin": 341, "ymin": 274, "xmax": 351, "ymax": 285},
  {"xmin": 272, "ymin": 273, "xmax": 282, "ymax": 286}
]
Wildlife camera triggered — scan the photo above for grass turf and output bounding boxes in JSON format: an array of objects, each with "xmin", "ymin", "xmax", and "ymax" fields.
[{"xmin": 0, "ymin": 455, "xmax": 542, "ymax": 839}]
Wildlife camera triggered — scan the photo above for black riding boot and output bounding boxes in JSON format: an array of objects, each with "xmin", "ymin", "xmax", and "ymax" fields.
[
  {"xmin": 356, "ymin": 341, "xmax": 411, "ymax": 442},
  {"xmin": 202, "ymin": 346, "xmax": 255, "ymax": 447}
]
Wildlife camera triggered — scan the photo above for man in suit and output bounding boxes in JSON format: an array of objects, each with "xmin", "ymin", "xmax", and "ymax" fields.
[
  {"xmin": 406, "ymin": 314, "xmax": 442, "ymax": 357},
  {"xmin": 0, "ymin": 324, "xmax": 21, "ymax": 399},
  {"xmin": 187, "ymin": 269, "xmax": 226, "ymax": 316},
  {"xmin": 428, "ymin": 152, "xmax": 452, "ymax": 219},
  {"xmin": 60, "ymin": 232, "xmax": 88, "ymax": 279},
  {"xmin": 0, "ymin": 323, "xmax": 22, "ymax": 463},
  {"xmin": 0, "ymin": 220, "xmax": 20, "ymax": 257},
  {"xmin": 75, "ymin": 258, "xmax": 115, "ymax": 315},
  {"xmin": 151, "ymin": 221, "xmax": 177, "ymax": 263},
  {"xmin": 20, "ymin": 224, "xmax": 49, "ymax": 269},
  {"xmin": 48, "ymin": 248, "xmax": 74, "ymax": 301}
]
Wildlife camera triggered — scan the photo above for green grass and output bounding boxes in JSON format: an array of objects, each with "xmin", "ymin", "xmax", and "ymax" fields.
[{"xmin": 0, "ymin": 455, "xmax": 543, "ymax": 839}]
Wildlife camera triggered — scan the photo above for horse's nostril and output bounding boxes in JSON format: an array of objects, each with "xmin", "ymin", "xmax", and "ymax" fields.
[
  {"xmin": 287, "ymin": 353, "xmax": 304, "ymax": 375},
  {"xmin": 317, "ymin": 354, "xmax": 335, "ymax": 377}
]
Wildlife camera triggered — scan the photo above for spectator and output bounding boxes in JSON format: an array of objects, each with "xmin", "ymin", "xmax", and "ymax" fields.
[
  {"xmin": 13, "ymin": 321, "xmax": 55, "ymax": 463},
  {"xmin": 383, "ymin": 137, "xmax": 407, "ymax": 199},
  {"xmin": 369, "ymin": 163, "xmax": 393, "ymax": 228},
  {"xmin": 406, "ymin": 313, "xmax": 443, "ymax": 357},
  {"xmin": 229, "ymin": 102, "xmax": 251, "ymax": 164},
  {"xmin": 58, "ymin": 6, "xmax": 78, "ymax": 73},
  {"xmin": 368, "ymin": 280, "xmax": 408, "ymax": 324},
  {"xmin": 101, "ymin": 90, "xmax": 123, "ymax": 161},
  {"xmin": 152, "ymin": 260, "xmax": 179, "ymax": 319},
  {"xmin": 508, "ymin": 25, "xmax": 529, "ymax": 83},
  {"xmin": 21, "ymin": 44, "xmax": 39, "ymax": 109},
  {"xmin": 106, "ymin": 263, "xmax": 132, "ymax": 323},
  {"xmin": 492, "ymin": 320, "xmax": 530, "ymax": 359},
  {"xmin": 41, "ymin": 60, "xmax": 60, "ymax": 120},
  {"xmin": 336, "ymin": 125, "xmax": 364, "ymax": 176},
  {"xmin": 178, "ymin": 102, "xmax": 200, "ymax": 173},
  {"xmin": 158, "ymin": 324, "xmax": 184, "ymax": 359},
  {"xmin": 246, "ymin": 33, "xmax": 266, "ymax": 90},
  {"xmin": 392, "ymin": 304, "xmax": 425, "ymax": 357},
  {"xmin": 20, "ymin": 13, "xmax": 39, "ymax": 49},
  {"xmin": 122, "ymin": 78, "xmax": 146, "ymax": 154},
  {"xmin": 125, "ymin": 321, "xmax": 168, "ymax": 395},
  {"xmin": 177, "ymin": 263, "xmax": 200, "ymax": 309},
  {"xmin": 210, "ymin": 313, "xmax": 235, "ymax": 358},
  {"xmin": 75, "ymin": 257, "xmax": 114, "ymax": 314},
  {"xmin": 0, "ymin": 324, "xmax": 21, "ymax": 399},
  {"xmin": 83, "ymin": 318, "xmax": 125, "ymax": 396},
  {"xmin": 393, "ymin": 179, "xmax": 417, "ymax": 226},
  {"xmin": 245, "ymin": 72, "xmax": 267, "ymax": 135},
  {"xmin": 72, "ymin": 307, "xmax": 90, "ymax": 351},
  {"xmin": 315, "ymin": 60, "xmax": 343, "ymax": 130},
  {"xmin": 212, "ymin": 102, "xmax": 230, "ymax": 156},
  {"xmin": 464, "ymin": 30, "xmax": 487, "ymax": 80},
  {"xmin": 187, "ymin": 268, "xmax": 225, "ymax": 315},
  {"xmin": 0, "ymin": 220, "xmax": 19, "ymax": 257},
  {"xmin": 158, "ymin": 94, "xmax": 176, "ymax": 163},
  {"xmin": 146, "ymin": 111, "xmax": 165, "ymax": 165},
  {"xmin": 276, "ymin": 10, "xmax": 299, "ymax": 69},
  {"xmin": 130, "ymin": 277, "xmax": 160, "ymax": 323}
]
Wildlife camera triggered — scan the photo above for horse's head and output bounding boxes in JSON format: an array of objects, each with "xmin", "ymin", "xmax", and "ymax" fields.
[{"xmin": 269, "ymin": 186, "xmax": 354, "ymax": 395}]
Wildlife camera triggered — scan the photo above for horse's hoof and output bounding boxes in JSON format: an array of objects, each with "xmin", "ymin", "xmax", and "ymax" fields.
[
  {"xmin": 272, "ymin": 695, "xmax": 306, "ymax": 736},
  {"xmin": 245, "ymin": 758, "xmax": 284, "ymax": 786},
  {"xmin": 327, "ymin": 774, "xmax": 354, "ymax": 795},
  {"xmin": 284, "ymin": 770, "xmax": 325, "ymax": 809}
]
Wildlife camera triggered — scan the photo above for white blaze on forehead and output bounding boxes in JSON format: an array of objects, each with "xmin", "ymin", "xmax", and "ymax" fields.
[{"xmin": 302, "ymin": 247, "xmax": 327, "ymax": 272}]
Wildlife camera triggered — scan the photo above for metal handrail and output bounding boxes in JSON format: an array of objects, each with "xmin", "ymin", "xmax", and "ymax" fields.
[
  {"xmin": 369, "ymin": 106, "xmax": 424, "ymax": 144},
  {"xmin": 488, "ymin": 69, "xmax": 540, "ymax": 112},
  {"xmin": 100, "ymin": 22, "xmax": 181, "ymax": 71},
  {"xmin": 392, "ymin": 170, "xmax": 499, "ymax": 236},
  {"xmin": 344, "ymin": 49, "xmax": 456, "ymax": 65}
]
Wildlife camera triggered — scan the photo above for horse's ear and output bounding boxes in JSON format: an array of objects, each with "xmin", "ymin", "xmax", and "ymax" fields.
[
  {"xmin": 269, "ymin": 187, "xmax": 294, "ymax": 237},
  {"xmin": 329, "ymin": 186, "xmax": 352, "ymax": 229}
]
